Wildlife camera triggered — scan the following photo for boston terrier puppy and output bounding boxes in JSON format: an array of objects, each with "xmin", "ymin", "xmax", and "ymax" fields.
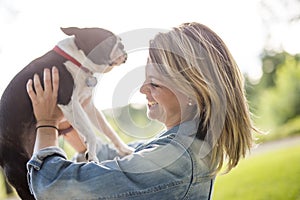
[{"xmin": 0, "ymin": 27, "xmax": 132, "ymax": 199}]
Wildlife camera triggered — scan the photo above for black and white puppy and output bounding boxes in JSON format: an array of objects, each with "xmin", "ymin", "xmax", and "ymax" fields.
[{"xmin": 0, "ymin": 27, "xmax": 130, "ymax": 200}]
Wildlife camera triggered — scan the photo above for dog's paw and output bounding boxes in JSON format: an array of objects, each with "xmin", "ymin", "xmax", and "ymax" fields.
[
  {"xmin": 73, "ymin": 152, "xmax": 89, "ymax": 163},
  {"xmin": 85, "ymin": 151, "xmax": 99, "ymax": 163},
  {"xmin": 117, "ymin": 144, "xmax": 135, "ymax": 157}
]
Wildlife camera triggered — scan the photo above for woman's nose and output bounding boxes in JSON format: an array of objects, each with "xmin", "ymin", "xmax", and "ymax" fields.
[{"xmin": 140, "ymin": 82, "xmax": 148, "ymax": 94}]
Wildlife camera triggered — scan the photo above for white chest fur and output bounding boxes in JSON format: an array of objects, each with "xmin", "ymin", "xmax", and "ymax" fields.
[
  {"xmin": 55, "ymin": 36, "xmax": 131, "ymax": 162},
  {"xmin": 55, "ymin": 38, "xmax": 104, "ymax": 162},
  {"xmin": 64, "ymin": 60, "xmax": 95, "ymax": 103}
]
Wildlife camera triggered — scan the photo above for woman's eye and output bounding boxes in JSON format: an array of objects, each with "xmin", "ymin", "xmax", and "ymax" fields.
[{"xmin": 150, "ymin": 83, "xmax": 160, "ymax": 88}]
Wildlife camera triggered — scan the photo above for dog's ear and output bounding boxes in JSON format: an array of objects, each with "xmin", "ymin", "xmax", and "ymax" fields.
[{"xmin": 60, "ymin": 27, "xmax": 80, "ymax": 36}]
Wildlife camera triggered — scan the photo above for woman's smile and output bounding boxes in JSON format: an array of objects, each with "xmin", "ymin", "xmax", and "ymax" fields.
[
  {"xmin": 148, "ymin": 101, "xmax": 158, "ymax": 108},
  {"xmin": 140, "ymin": 63, "xmax": 188, "ymax": 129}
]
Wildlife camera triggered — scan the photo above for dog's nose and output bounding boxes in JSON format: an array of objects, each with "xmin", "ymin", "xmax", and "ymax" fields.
[
  {"xmin": 108, "ymin": 51, "xmax": 127, "ymax": 66},
  {"xmin": 123, "ymin": 52, "xmax": 128, "ymax": 63}
]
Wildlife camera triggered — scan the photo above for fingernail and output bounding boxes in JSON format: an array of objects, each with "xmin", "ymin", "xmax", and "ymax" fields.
[{"xmin": 26, "ymin": 79, "xmax": 32, "ymax": 91}]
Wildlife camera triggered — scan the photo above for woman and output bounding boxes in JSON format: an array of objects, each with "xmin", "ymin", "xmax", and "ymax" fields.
[{"xmin": 26, "ymin": 22, "xmax": 255, "ymax": 199}]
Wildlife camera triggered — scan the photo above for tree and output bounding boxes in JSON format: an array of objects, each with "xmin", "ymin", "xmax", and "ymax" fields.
[{"xmin": 246, "ymin": 51, "xmax": 300, "ymax": 130}]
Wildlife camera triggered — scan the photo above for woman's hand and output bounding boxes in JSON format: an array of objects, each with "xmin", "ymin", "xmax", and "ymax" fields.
[{"xmin": 26, "ymin": 67, "xmax": 63, "ymax": 127}]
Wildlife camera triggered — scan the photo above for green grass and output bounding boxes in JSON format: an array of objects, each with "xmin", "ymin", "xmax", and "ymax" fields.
[
  {"xmin": 0, "ymin": 171, "xmax": 17, "ymax": 199},
  {"xmin": 213, "ymin": 145, "xmax": 300, "ymax": 200}
]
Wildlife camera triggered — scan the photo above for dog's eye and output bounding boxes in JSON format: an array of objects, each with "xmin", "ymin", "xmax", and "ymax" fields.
[{"xmin": 109, "ymin": 61, "xmax": 116, "ymax": 66}]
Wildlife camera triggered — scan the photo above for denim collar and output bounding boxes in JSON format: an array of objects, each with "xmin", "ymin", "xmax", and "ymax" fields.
[{"xmin": 158, "ymin": 119, "xmax": 198, "ymax": 138}]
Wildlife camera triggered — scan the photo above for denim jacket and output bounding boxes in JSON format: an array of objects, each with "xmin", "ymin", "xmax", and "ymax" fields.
[{"xmin": 27, "ymin": 120, "xmax": 215, "ymax": 200}]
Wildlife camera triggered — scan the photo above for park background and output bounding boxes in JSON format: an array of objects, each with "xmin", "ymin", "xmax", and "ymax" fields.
[{"xmin": 0, "ymin": 0, "xmax": 299, "ymax": 199}]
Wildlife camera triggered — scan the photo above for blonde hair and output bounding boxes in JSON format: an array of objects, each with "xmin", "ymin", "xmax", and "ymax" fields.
[{"xmin": 149, "ymin": 22, "xmax": 255, "ymax": 173}]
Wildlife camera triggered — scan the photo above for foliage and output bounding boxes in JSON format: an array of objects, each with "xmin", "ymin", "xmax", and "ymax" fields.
[
  {"xmin": 103, "ymin": 104, "xmax": 164, "ymax": 143},
  {"xmin": 257, "ymin": 116, "xmax": 300, "ymax": 142},
  {"xmin": 213, "ymin": 145, "xmax": 300, "ymax": 200},
  {"xmin": 245, "ymin": 51, "xmax": 300, "ymax": 139}
]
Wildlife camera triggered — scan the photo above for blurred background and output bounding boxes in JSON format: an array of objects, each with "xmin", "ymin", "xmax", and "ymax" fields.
[{"xmin": 0, "ymin": 0, "xmax": 299, "ymax": 199}]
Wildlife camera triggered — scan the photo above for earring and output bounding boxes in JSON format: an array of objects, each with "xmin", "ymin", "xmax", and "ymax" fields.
[{"xmin": 188, "ymin": 98, "xmax": 193, "ymax": 106}]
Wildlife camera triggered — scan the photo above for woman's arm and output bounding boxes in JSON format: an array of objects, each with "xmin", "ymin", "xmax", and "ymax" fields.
[
  {"xmin": 59, "ymin": 121, "xmax": 87, "ymax": 153},
  {"xmin": 27, "ymin": 67, "xmax": 120, "ymax": 161},
  {"xmin": 26, "ymin": 67, "xmax": 63, "ymax": 153}
]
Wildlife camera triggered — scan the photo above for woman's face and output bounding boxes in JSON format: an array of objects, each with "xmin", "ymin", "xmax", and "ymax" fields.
[{"xmin": 140, "ymin": 62, "xmax": 189, "ymax": 129}]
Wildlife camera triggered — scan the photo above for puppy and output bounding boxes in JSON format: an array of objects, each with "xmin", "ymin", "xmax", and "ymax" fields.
[{"xmin": 0, "ymin": 27, "xmax": 131, "ymax": 200}]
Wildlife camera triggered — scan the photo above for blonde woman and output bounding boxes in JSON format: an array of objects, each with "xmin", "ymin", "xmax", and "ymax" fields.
[{"xmin": 26, "ymin": 22, "xmax": 255, "ymax": 199}]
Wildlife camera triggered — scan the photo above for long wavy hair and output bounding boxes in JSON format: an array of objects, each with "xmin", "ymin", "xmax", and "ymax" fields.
[{"xmin": 148, "ymin": 22, "xmax": 256, "ymax": 173}]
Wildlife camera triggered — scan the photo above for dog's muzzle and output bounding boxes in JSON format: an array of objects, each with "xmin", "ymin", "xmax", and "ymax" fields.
[{"xmin": 109, "ymin": 50, "xmax": 127, "ymax": 66}]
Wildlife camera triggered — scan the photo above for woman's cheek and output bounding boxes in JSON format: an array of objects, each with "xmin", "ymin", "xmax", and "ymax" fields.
[{"xmin": 151, "ymin": 90, "xmax": 160, "ymax": 100}]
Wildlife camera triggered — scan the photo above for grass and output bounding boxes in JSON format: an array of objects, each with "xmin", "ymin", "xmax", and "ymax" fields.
[
  {"xmin": 213, "ymin": 145, "xmax": 300, "ymax": 200},
  {"xmin": 0, "ymin": 171, "xmax": 17, "ymax": 199}
]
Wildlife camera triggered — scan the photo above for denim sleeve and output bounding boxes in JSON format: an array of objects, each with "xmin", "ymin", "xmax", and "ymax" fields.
[
  {"xmin": 27, "ymin": 140, "xmax": 193, "ymax": 200},
  {"xmin": 71, "ymin": 142, "xmax": 120, "ymax": 162},
  {"xmin": 96, "ymin": 139, "xmax": 146, "ymax": 161}
]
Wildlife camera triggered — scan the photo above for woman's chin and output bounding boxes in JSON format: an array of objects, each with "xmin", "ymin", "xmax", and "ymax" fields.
[
  {"xmin": 146, "ymin": 112, "xmax": 156, "ymax": 121},
  {"xmin": 147, "ymin": 112, "xmax": 164, "ymax": 124}
]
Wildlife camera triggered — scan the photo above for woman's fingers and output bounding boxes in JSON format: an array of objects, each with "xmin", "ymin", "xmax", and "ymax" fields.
[
  {"xmin": 33, "ymin": 73, "xmax": 43, "ymax": 96},
  {"xmin": 52, "ymin": 67, "xmax": 59, "ymax": 98},
  {"xmin": 26, "ymin": 67, "xmax": 59, "ymax": 104},
  {"xmin": 26, "ymin": 66, "xmax": 61, "ymax": 123},
  {"xmin": 43, "ymin": 68, "xmax": 52, "ymax": 95},
  {"xmin": 26, "ymin": 79, "xmax": 38, "ymax": 105},
  {"xmin": 44, "ymin": 67, "xmax": 59, "ymax": 97}
]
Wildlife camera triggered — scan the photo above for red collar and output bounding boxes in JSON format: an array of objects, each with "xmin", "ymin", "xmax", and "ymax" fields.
[{"xmin": 53, "ymin": 45, "xmax": 91, "ymax": 73}]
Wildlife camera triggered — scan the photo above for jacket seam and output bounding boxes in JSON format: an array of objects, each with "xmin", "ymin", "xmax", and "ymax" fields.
[
  {"xmin": 169, "ymin": 135, "xmax": 215, "ymax": 198},
  {"xmin": 95, "ymin": 135, "xmax": 192, "ymax": 200},
  {"xmin": 168, "ymin": 136, "xmax": 194, "ymax": 199},
  {"xmin": 91, "ymin": 180, "xmax": 187, "ymax": 199}
]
